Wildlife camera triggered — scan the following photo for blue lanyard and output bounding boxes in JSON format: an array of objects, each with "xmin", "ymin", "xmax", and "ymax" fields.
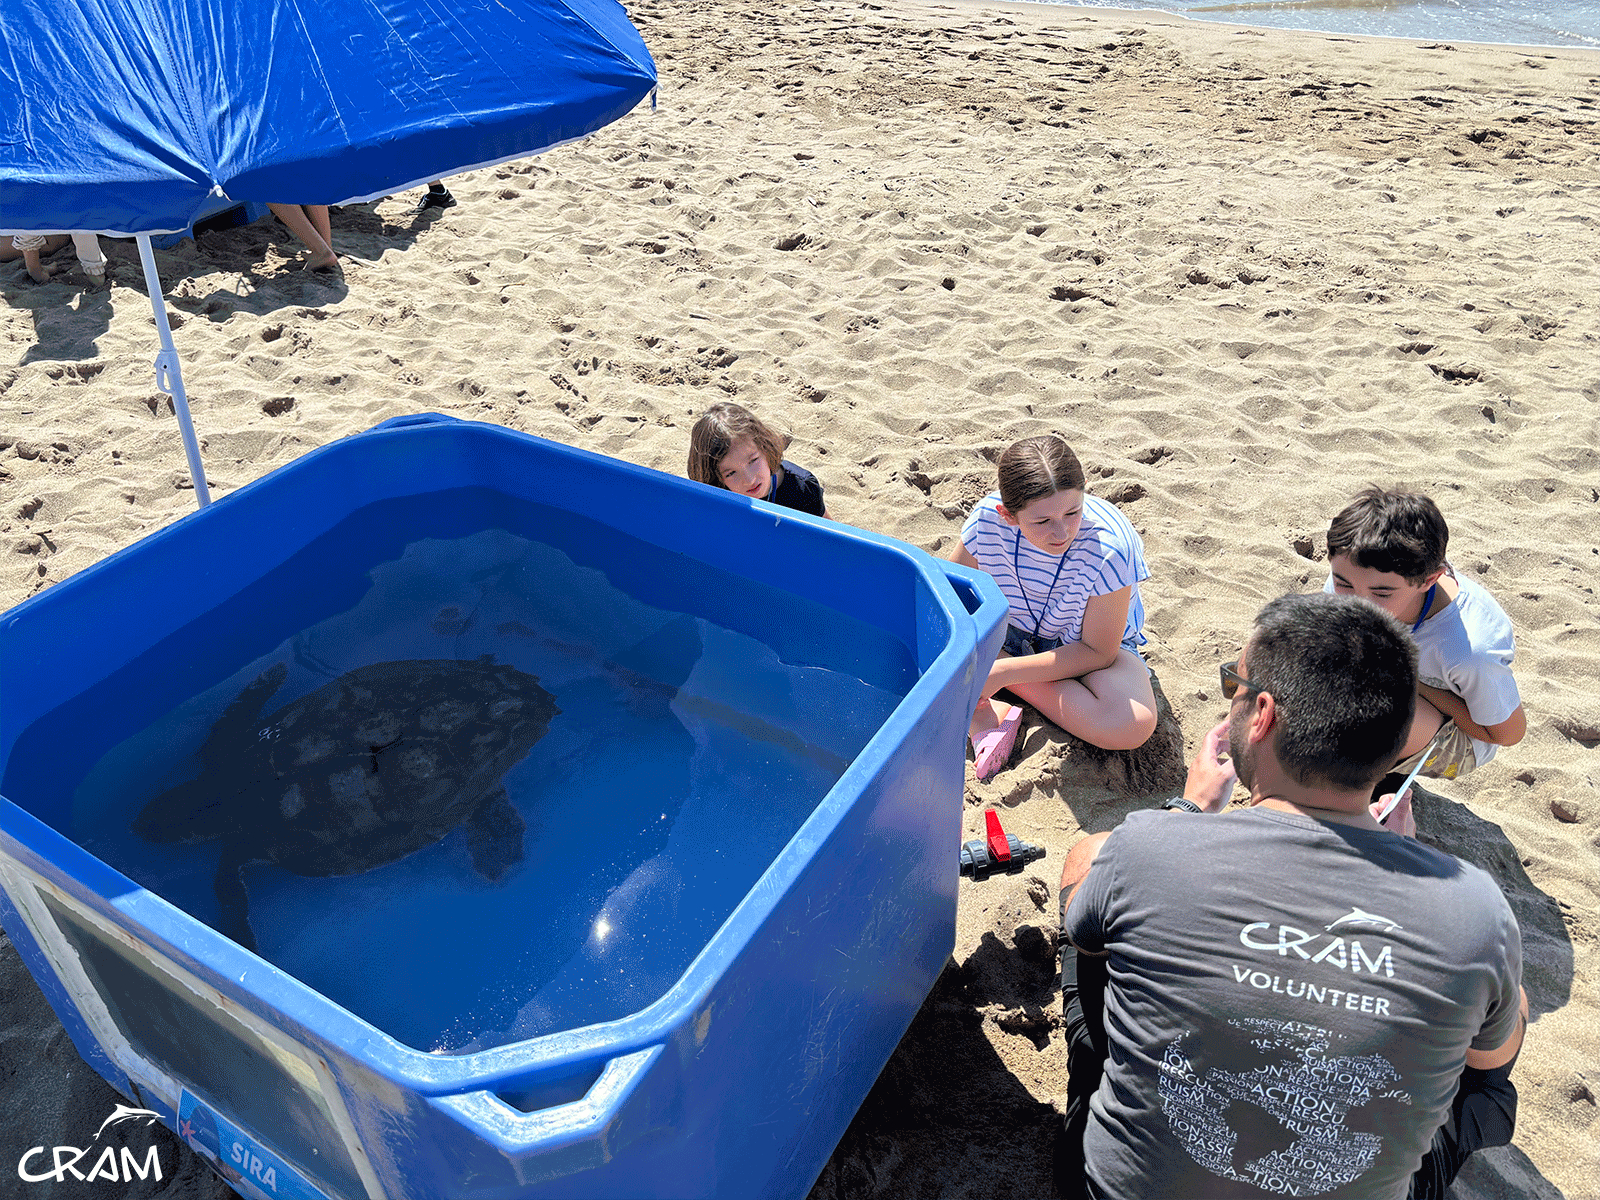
[
  {"xmin": 1412, "ymin": 583, "xmax": 1437, "ymax": 633},
  {"xmin": 1013, "ymin": 530, "xmax": 1069, "ymax": 637}
]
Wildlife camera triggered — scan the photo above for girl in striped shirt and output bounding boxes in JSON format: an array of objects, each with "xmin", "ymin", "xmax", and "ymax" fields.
[{"xmin": 948, "ymin": 434, "xmax": 1157, "ymax": 780}]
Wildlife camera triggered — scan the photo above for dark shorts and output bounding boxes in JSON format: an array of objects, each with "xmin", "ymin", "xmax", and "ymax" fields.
[
  {"xmin": 1003, "ymin": 624, "xmax": 1064, "ymax": 658},
  {"xmin": 1410, "ymin": 1062, "xmax": 1519, "ymax": 1199}
]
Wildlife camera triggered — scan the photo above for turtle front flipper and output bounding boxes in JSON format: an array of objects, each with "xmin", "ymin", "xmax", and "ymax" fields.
[
  {"xmin": 214, "ymin": 844, "xmax": 262, "ymax": 952},
  {"xmin": 466, "ymin": 787, "xmax": 526, "ymax": 882},
  {"xmin": 136, "ymin": 663, "xmax": 289, "ymax": 844},
  {"xmin": 212, "ymin": 662, "xmax": 289, "ymax": 753}
]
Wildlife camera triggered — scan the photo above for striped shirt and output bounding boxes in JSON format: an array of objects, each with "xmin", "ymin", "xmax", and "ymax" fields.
[{"xmin": 961, "ymin": 492, "xmax": 1148, "ymax": 650}]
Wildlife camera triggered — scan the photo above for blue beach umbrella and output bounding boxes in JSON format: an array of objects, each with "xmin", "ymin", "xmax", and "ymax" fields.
[{"xmin": 0, "ymin": 0, "xmax": 656, "ymax": 505}]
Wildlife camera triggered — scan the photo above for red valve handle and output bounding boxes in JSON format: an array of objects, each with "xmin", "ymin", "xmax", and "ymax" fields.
[{"xmin": 984, "ymin": 808, "xmax": 1011, "ymax": 864}]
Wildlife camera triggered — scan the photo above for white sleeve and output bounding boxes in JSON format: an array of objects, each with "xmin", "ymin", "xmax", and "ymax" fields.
[{"xmin": 1447, "ymin": 652, "xmax": 1522, "ymax": 729}]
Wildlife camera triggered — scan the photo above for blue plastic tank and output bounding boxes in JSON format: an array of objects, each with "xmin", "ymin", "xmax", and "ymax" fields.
[{"xmin": 0, "ymin": 414, "xmax": 1005, "ymax": 1200}]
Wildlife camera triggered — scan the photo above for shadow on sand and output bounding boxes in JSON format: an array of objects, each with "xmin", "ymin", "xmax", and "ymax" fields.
[
  {"xmin": 7, "ymin": 200, "xmax": 439, "ymax": 368},
  {"xmin": 1411, "ymin": 784, "xmax": 1575, "ymax": 1021},
  {"xmin": 808, "ymin": 956, "xmax": 1065, "ymax": 1199}
]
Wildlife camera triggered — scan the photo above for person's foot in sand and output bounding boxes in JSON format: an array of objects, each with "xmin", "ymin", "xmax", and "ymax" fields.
[
  {"xmin": 414, "ymin": 182, "xmax": 457, "ymax": 212},
  {"xmin": 2, "ymin": 233, "xmax": 69, "ymax": 282},
  {"xmin": 267, "ymin": 202, "xmax": 340, "ymax": 271},
  {"xmin": 5, "ymin": 233, "xmax": 101, "ymax": 285},
  {"xmin": 19, "ymin": 244, "xmax": 55, "ymax": 283}
]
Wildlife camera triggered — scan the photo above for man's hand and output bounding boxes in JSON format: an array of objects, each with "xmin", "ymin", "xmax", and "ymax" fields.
[
  {"xmin": 1371, "ymin": 788, "xmax": 1417, "ymax": 838},
  {"xmin": 1185, "ymin": 721, "xmax": 1239, "ymax": 813}
]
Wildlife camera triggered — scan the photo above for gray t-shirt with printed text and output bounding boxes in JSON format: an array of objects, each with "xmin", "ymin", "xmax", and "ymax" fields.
[{"xmin": 1063, "ymin": 807, "xmax": 1521, "ymax": 1200}]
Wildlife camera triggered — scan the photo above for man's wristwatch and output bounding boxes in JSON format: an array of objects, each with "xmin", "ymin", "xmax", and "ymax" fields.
[{"xmin": 1162, "ymin": 796, "xmax": 1203, "ymax": 814}]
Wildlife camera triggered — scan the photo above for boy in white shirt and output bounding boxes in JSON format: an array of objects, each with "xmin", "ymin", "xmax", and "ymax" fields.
[{"xmin": 1323, "ymin": 486, "xmax": 1525, "ymax": 782}]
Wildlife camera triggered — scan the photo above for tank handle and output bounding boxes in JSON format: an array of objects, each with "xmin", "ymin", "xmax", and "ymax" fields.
[
  {"xmin": 941, "ymin": 569, "xmax": 984, "ymax": 618},
  {"xmin": 426, "ymin": 1044, "xmax": 671, "ymax": 1186},
  {"xmin": 940, "ymin": 562, "xmax": 1008, "ymax": 717}
]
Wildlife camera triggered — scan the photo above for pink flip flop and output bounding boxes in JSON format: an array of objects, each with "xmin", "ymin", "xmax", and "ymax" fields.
[{"xmin": 971, "ymin": 705, "xmax": 1023, "ymax": 782}]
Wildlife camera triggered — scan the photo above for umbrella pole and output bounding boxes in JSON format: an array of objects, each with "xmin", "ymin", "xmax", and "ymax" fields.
[{"xmin": 135, "ymin": 235, "xmax": 211, "ymax": 508}]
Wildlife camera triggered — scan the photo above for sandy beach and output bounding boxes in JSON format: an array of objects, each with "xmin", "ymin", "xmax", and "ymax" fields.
[{"xmin": 2, "ymin": 0, "xmax": 1597, "ymax": 1195}]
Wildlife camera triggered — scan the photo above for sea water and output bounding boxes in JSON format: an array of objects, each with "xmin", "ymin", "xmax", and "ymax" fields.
[
  {"xmin": 62, "ymin": 491, "xmax": 913, "ymax": 1054},
  {"xmin": 1038, "ymin": 0, "xmax": 1599, "ymax": 48}
]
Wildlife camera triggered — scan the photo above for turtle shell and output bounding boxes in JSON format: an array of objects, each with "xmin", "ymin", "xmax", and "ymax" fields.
[
  {"xmin": 137, "ymin": 656, "xmax": 558, "ymax": 879},
  {"xmin": 249, "ymin": 657, "xmax": 557, "ymax": 875}
]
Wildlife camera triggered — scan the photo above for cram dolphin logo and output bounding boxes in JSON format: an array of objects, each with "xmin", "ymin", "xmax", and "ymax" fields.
[
  {"xmin": 94, "ymin": 1105, "xmax": 160, "ymax": 1139},
  {"xmin": 1325, "ymin": 907, "xmax": 1403, "ymax": 935}
]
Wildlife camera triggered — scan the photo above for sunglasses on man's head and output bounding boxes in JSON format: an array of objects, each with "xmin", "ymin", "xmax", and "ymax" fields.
[{"xmin": 1219, "ymin": 660, "xmax": 1264, "ymax": 701}]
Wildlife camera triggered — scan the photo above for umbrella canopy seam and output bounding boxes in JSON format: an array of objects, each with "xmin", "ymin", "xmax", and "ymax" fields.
[
  {"xmin": 549, "ymin": 0, "xmax": 659, "ymax": 78},
  {"xmin": 138, "ymin": 0, "xmax": 224, "ymax": 197}
]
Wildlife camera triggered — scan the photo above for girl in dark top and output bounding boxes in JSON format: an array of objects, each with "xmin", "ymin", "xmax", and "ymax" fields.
[{"xmin": 687, "ymin": 403, "xmax": 829, "ymax": 518}]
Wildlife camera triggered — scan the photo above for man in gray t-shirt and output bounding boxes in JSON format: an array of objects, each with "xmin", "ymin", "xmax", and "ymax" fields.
[{"xmin": 1059, "ymin": 594, "xmax": 1525, "ymax": 1200}]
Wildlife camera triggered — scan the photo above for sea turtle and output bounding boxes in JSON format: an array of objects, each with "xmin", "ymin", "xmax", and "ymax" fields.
[{"xmin": 135, "ymin": 656, "xmax": 559, "ymax": 951}]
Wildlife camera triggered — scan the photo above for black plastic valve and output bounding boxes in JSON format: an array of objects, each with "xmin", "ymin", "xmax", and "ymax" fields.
[{"xmin": 959, "ymin": 808, "xmax": 1046, "ymax": 879}]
